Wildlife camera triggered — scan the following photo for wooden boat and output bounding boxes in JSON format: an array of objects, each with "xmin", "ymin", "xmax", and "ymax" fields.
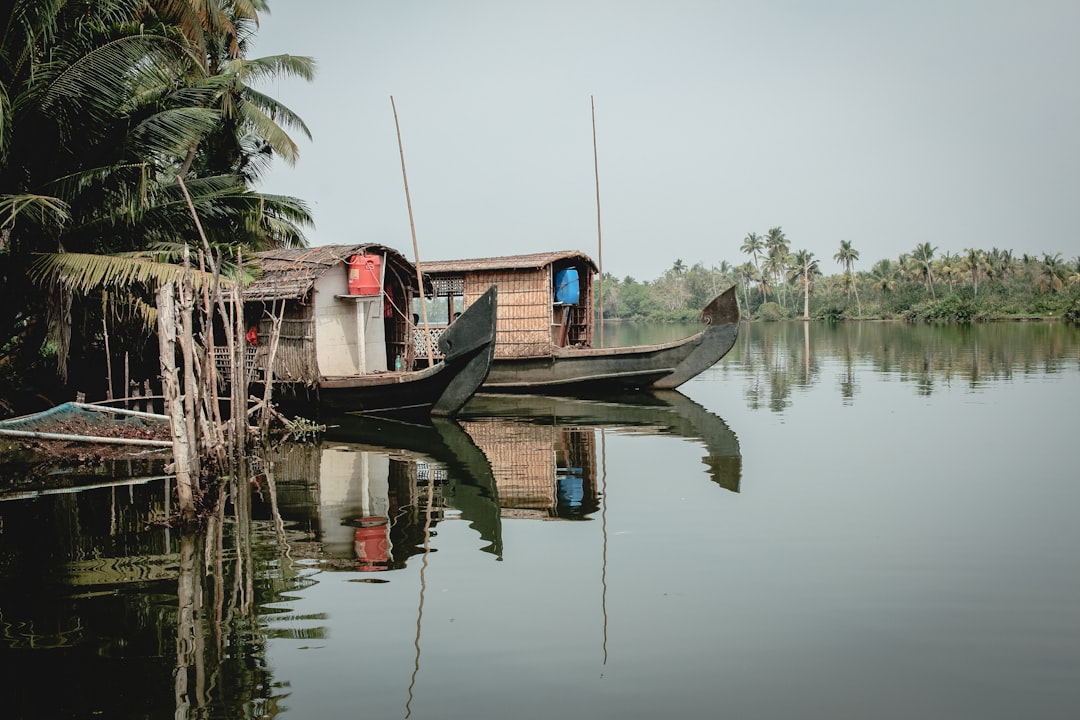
[
  {"xmin": 419, "ymin": 251, "xmax": 739, "ymax": 392},
  {"xmin": 235, "ymin": 245, "xmax": 498, "ymax": 418}
]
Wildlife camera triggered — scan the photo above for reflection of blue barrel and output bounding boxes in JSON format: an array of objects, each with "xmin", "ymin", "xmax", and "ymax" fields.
[
  {"xmin": 554, "ymin": 267, "xmax": 579, "ymax": 304},
  {"xmin": 557, "ymin": 474, "xmax": 584, "ymax": 507}
]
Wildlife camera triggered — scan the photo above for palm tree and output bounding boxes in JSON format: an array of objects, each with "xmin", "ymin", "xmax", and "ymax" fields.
[
  {"xmin": 1069, "ymin": 257, "xmax": 1080, "ymax": 288},
  {"xmin": 985, "ymin": 247, "xmax": 1013, "ymax": 284},
  {"xmin": 740, "ymin": 232, "xmax": 767, "ymax": 302},
  {"xmin": 1, "ymin": 0, "xmax": 313, "ymax": 388},
  {"xmin": 913, "ymin": 242, "xmax": 937, "ymax": 298},
  {"xmin": 764, "ymin": 226, "xmax": 789, "ymax": 305},
  {"xmin": 737, "ymin": 262, "xmax": 758, "ymax": 317},
  {"xmin": 1036, "ymin": 253, "xmax": 1067, "ymax": 294},
  {"xmin": 937, "ymin": 252, "xmax": 961, "ymax": 294},
  {"xmin": 833, "ymin": 239, "xmax": 861, "ymax": 316},
  {"xmin": 788, "ymin": 249, "xmax": 819, "ymax": 320},
  {"xmin": 961, "ymin": 248, "xmax": 984, "ymax": 296},
  {"xmin": 869, "ymin": 259, "xmax": 898, "ymax": 296}
]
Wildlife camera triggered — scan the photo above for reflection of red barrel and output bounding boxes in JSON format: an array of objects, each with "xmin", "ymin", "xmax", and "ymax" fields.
[
  {"xmin": 348, "ymin": 254, "xmax": 381, "ymax": 296},
  {"xmin": 354, "ymin": 520, "xmax": 389, "ymax": 564}
]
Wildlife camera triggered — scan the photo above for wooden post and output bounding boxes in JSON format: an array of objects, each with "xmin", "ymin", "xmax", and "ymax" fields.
[
  {"xmin": 157, "ymin": 281, "xmax": 196, "ymax": 523},
  {"xmin": 176, "ymin": 174, "xmax": 245, "ymax": 458},
  {"xmin": 102, "ymin": 294, "xmax": 114, "ymax": 400},
  {"xmin": 232, "ymin": 263, "xmax": 247, "ymax": 455},
  {"xmin": 592, "ymin": 96, "xmax": 604, "ymax": 349},
  {"xmin": 197, "ymin": 250, "xmax": 227, "ymax": 466},
  {"xmin": 356, "ymin": 299, "xmax": 368, "ymax": 373},
  {"xmin": 391, "ymin": 96, "xmax": 435, "ymax": 366},
  {"xmin": 258, "ymin": 299, "xmax": 286, "ymax": 436},
  {"xmin": 178, "ymin": 246, "xmax": 200, "ymax": 484}
]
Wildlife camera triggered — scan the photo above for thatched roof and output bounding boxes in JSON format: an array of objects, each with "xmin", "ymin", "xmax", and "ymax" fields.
[
  {"xmin": 420, "ymin": 250, "xmax": 598, "ymax": 276},
  {"xmin": 243, "ymin": 244, "xmax": 417, "ymax": 301}
]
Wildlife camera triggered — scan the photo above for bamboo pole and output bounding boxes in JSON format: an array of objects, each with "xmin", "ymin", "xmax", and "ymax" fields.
[
  {"xmin": 156, "ymin": 282, "xmax": 197, "ymax": 523},
  {"xmin": 258, "ymin": 299, "xmax": 286, "ymax": 436},
  {"xmin": 197, "ymin": 250, "xmax": 227, "ymax": 464},
  {"xmin": 391, "ymin": 96, "xmax": 435, "ymax": 366},
  {"xmin": 176, "ymin": 174, "xmax": 246, "ymax": 457},
  {"xmin": 101, "ymin": 294, "xmax": 114, "ymax": 400},
  {"xmin": 232, "ymin": 252, "xmax": 247, "ymax": 454},
  {"xmin": 0, "ymin": 428, "xmax": 171, "ymax": 447},
  {"xmin": 592, "ymin": 96, "xmax": 604, "ymax": 348},
  {"xmin": 178, "ymin": 246, "xmax": 200, "ymax": 484}
]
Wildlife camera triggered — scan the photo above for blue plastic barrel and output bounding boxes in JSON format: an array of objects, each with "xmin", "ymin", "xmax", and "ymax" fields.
[{"xmin": 554, "ymin": 267, "xmax": 579, "ymax": 304}]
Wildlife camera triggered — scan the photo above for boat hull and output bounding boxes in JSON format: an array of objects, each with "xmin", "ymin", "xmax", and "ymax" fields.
[
  {"xmin": 272, "ymin": 285, "xmax": 498, "ymax": 419},
  {"xmin": 481, "ymin": 286, "xmax": 739, "ymax": 392}
]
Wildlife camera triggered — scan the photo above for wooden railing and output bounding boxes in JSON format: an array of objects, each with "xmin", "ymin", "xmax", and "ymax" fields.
[{"xmin": 412, "ymin": 326, "xmax": 447, "ymax": 360}]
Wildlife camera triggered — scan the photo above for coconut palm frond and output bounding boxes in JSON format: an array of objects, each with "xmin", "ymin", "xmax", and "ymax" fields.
[
  {"xmin": 235, "ymin": 99, "xmax": 300, "ymax": 164},
  {"xmin": 0, "ymin": 193, "xmax": 71, "ymax": 229},
  {"xmin": 102, "ymin": 287, "xmax": 159, "ymax": 332},
  {"xmin": 237, "ymin": 83, "xmax": 313, "ymax": 139},
  {"xmin": 28, "ymin": 251, "xmax": 229, "ymax": 294},
  {"xmin": 36, "ymin": 34, "xmax": 196, "ymax": 123},
  {"xmin": 127, "ymin": 107, "xmax": 222, "ymax": 158},
  {"xmin": 141, "ymin": 240, "xmax": 263, "ymax": 282},
  {"xmin": 0, "ymin": 83, "xmax": 11, "ymax": 160},
  {"xmin": 231, "ymin": 53, "xmax": 316, "ymax": 85}
]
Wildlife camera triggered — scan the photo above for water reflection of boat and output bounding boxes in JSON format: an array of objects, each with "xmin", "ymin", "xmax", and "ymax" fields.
[
  {"xmin": 269, "ymin": 416, "xmax": 502, "ymax": 570},
  {"xmin": 457, "ymin": 390, "xmax": 742, "ymax": 519}
]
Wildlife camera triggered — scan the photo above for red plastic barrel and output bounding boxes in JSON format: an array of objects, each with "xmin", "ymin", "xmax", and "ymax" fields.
[{"xmin": 348, "ymin": 254, "xmax": 381, "ymax": 295}]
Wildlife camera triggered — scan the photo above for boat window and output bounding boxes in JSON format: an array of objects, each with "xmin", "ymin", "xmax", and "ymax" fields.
[{"xmin": 412, "ymin": 293, "xmax": 463, "ymax": 325}]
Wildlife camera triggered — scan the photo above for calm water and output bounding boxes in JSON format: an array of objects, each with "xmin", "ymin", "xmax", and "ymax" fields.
[{"xmin": 1, "ymin": 321, "xmax": 1078, "ymax": 719}]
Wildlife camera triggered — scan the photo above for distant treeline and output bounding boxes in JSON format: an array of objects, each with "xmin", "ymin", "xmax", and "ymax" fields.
[{"xmin": 601, "ymin": 228, "xmax": 1080, "ymax": 324}]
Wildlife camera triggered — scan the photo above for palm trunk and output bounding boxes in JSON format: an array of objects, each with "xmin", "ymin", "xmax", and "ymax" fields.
[{"xmin": 802, "ymin": 275, "xmax": 810, "ymax": 320}]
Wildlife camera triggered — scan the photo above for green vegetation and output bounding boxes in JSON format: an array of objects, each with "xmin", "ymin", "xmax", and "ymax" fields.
[
  {"xmin": 602, "ymin": 231, "xmax": 1080, "ymax": 325},
  {"xmin": 1, "ymin": 0, "xmax": 313, "ymax": 409}
]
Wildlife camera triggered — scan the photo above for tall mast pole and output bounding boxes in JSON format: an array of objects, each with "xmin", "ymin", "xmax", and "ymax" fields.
[
  {"xmin": 591, "ymin": 96, "xmax": 604, "ymax": 348},
  {"xmin": 392, "ymin": 96, "xmax": 434, "ymax": 366}
]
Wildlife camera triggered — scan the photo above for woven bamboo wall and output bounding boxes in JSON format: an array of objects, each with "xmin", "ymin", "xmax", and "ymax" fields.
[
  {"xmin": 258, "ymin": 310, "xmax": 318, "ymax": 383},
  {"xmin": 463, "ymin": 270, "xmax": 553, "ymax": 358}
]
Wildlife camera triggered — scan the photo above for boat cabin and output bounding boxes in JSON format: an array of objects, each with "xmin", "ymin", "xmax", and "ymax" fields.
[
  {"xmin": 235, "ymin": 244, "xmax": 426, "ymax": 383},
  {"xmin": 419, "ymin": 250, "xmax": 598, "ymax": 359}
]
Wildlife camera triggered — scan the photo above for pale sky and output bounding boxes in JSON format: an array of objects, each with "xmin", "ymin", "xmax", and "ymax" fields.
[{"xmin": 252, "ymin": 0, "xmax": 1080, "ymax": 281}]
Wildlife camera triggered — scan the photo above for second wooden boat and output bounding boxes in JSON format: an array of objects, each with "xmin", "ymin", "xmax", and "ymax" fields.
[{"xmin": 419, "ymin": 251, "xmax": 738, "ymax": 392}]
